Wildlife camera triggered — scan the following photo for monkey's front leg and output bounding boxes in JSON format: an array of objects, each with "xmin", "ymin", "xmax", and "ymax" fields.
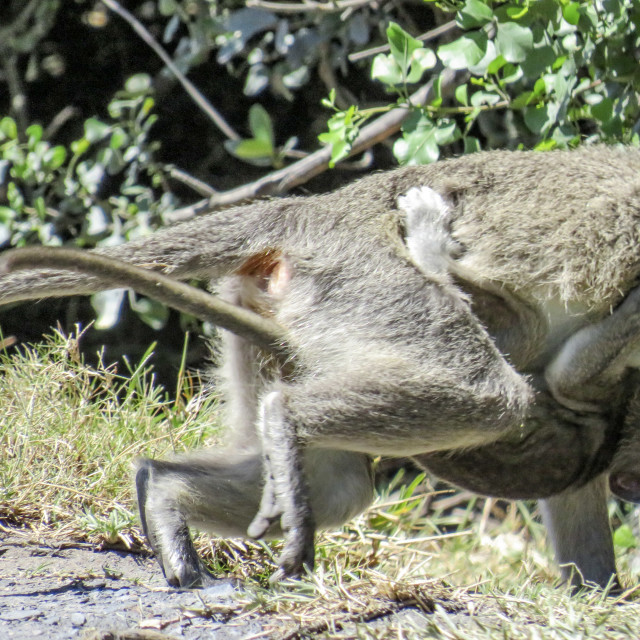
[
  {"xmin": 539, "ymin": 475, "xmax": 619, "ymax": 589},
  {"xmin": 248, "ymin": 391, "xmax": 316, "ymax": 582}
]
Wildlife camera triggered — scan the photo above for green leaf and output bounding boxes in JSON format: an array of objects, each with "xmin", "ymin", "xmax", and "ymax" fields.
[
  {"xmin": 613, "ymin": 524, "xmax": 637, "ymax": 549},
  {"xmin": 434, "ymin": 121, "xmax": 458, "ymax": 145},
  {"xmin": 534, "ymin": 139, "xmax": 559, "ymax": 151},
  {"xmin": 495, "ymin": 22, "xmax": 534, "ymax": 63},
  {"xmin": 463, "ymin": 136, "xmax": 481, "ymax": 153},
  {"xmin": 7, "ymin": 182, "xmax": 24, "ymax": 211},
  {"xmin": 520, "ymin": 44, "xmax": 556, "ymax": 77},
  {"xmin": 506, "ymin": 5, "xmax": 530, "ymax": 20},
  {"xmin": 129, "ymin": 293, "xmax": 169, "ymax": 331},
  {"xmin": 431, "ymin": 73, "xmax": 443, "ymax": 107},
  {"xmin": 0, "ymin": 206, "xmax": 16, "ymax": 222},
  {"xmin": 228, "ymin": 138, "xmax": 273, "ymax": 160},
  {"xmin": 501, "ymin": 62, "xmax": 523, "ymax": 84},
  {"xmin": 26, "ymin": 124, "xmax": 43, "ymax": 148},
  {"xmin": 141, "ymin": 97, "xmax": 155, "ymax": 117},
  {"xmin": 125, "ymin": 73, "xmax": 152, "ymax": 95},
  {"xmin": 487, "ymin": 55, "xmax": 507, "ymax": 75},
  {"xmin": 248, "ymin": 104, "xmax": 275, "ymax": 146},
  {"xmin": 109, "ymin": 128, "xmax": 129, "ymax": 150},
  {"xmin": 457, "ymin": 0, "xmax": 494, "ymax": 29},
  {"xmin": 562, "ymin": 2, "xmax": 581, "ymax": 26},
  {"xmin": 455, "ymin": 84, "xmax": 469, "ymax": 106},
  {"xmin": 524, "ymin": 102, "xmax": 559, "ymax": 135},
  {"xmin": 320, "ymin": 134, "xmax": 351, "ymax": 167},
  {"xmin": 84, "ymin": 118, "xmax": 111, "ymax": 143},
  {"xmin": 387, "ymin": 22, "xmax": 422, "ymax": 75},
  {"xmin": 99, "ymin": 147, "xmax": 126, "ymax": 175},
  {"xmin": 92, "ymin": 289, "xmax": 126, "ymax": 330},
  {"xmin": 510, "ymin": 90, "xmax": 535, "ymax": 109},
  {"xmin": 158, "ymin": 0, "xmax": 178, "ymax": 15},
  {"xmin": 406, "ymin": 48, "xmax": 437, "ymax": 83},
  {"xmin": 71, "ymin": 138, "xmax": 90, "ymax": 155},
  {"xmin": 371, "ymin": 53, "xmax": 403, "ymax": 85},
  {"xmin": 468, "ymin": 39, "xmax": 497, "ymax": 75},
  {"xmin": 0, "ymin": 117, "xmax": 17, "ymax": 140},
  {"xmin": 394, "ymin": 112, "xmax": 451, "ymax": 165},
  {"xmin": 373, "ymin": 47, "xmax": 436, "ymax": 86},
  {"xmin": 35, "ymin": 196, "xmax": 47, "ymax": 220},
  {"xmin": 321, "ymin": 88, "xmax": 337, "ymax": 109},
  {"xmin": 43, "ymin": 146, "xmax": 67, "ymax": 170},
  {"xmin": 438, "ymin": 32, "xmax": 488, "ymax": 70},
  {"xmin": 470, "ymin": 91, "xmax": 501, "ymax": 107},
  {"xmin": 318, "ymin": 109, "xmax": 360, "ymax": 168},
  {"xmin": 533, "ymin": 77, "xmax": 546, "ymax": 96}
]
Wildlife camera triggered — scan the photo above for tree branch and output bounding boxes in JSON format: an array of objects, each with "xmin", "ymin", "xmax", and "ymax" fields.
[
  {"xmin": 101, "ymin": 0, "xmax": 241, "ymax": 141},
  {"xmin": 165, "ymin": 68, "xmax": 459, "ymax": 222},
  {"xmin": 246, "ymin": 0, "xmax": 380, "ymax": 14},
  {"xmin": 348, "ymin": 20, "xmax": 458, "ymax": 62}
]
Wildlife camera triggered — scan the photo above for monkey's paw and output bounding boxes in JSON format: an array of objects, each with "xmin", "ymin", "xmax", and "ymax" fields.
[
  {"xmin": 247, "ymin": 467, "xmax": 316, "ymax": 581},
  {"xmin": 162, "ymin": 554, "xmax": 218, "ymax": 589},
  {"xmin": 270, "ymin": 524, "xmax": 316, "ymax": 583}
]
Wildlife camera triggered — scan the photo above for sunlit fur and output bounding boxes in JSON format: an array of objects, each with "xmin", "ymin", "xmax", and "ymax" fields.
[{"xmin": 4, "ymin": 147, "xmax": 640, "ymax": 588}]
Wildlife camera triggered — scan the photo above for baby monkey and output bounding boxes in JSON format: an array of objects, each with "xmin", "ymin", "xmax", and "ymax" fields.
[{"xmin": 2, "ymin": 146, "xmax": 640, "ymax": 589}]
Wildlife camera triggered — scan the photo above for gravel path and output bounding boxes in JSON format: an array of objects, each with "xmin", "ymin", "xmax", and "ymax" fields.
[{"xmin": 0, "ymin": 535, "xmax": 267, "ymax": 639}]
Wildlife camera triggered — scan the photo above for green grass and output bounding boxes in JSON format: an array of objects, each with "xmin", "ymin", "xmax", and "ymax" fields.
[
  {"xmin": 0, "ymin": 327, "xmax": 220, "ymax": 542},
  {"xmin": 1, "ymin": 328, "xmax": 640, "ymax": 638}
]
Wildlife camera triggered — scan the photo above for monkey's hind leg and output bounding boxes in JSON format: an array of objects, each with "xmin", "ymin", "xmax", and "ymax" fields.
[
  {"xmin": 249, "ymin": 347, "xmax": 531, "ymax": 581},
  {"xmin": 546, "ymin": 283, "xmax": 640, "ymax": 412},
  {"xmin": 136, "ymin": 447, "xmax": 373, "ymax": 587},
  {"xmin": 135, "ymin": 456, "xmax": 244, "ymax": 588},
  {"xmin": 248, "ymin": 391, "xmax": 315, "ymax": 582}
]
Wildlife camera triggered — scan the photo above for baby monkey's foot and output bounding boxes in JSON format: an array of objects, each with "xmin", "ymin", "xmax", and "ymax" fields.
[{"xmin": 247, "ymin": 456, "xmax": 316, "ymax": 582}]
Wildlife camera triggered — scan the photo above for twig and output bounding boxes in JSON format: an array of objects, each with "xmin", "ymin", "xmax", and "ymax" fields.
[
  {"xmin": 0, "ymin": 247, "xmax": 291, "ymax": 364},
  {"xmin": 164, "ymin": 68, "xmax": 459, "ymax": 221},
  {"xmin": 339, "ymin": 149, "xmax": 374, "ymax": 170},
  {"xmin": 0, "ymin": 0, "xmax": 40, "ymax": 42},
  {"xmin": 3, "ymin": 54, "xmax": 29, "ymax": 137},
  {"xmin": 166, "ymin": 165, "xmax": 219, "ymax": 197},
  {"xmin": 246, "ymin": 0, "xmax": 379, "ymax": 14},
  {"xmin": 349, "ymin": 20, "xmax": 458, "ymax": 62},
  {"xmin": 101, "ymin": 0, "xmax": 240, "ymax": 141},
  {"xmin": 44, "ymin": 106, "xmax": 79, "ymax": 139}
]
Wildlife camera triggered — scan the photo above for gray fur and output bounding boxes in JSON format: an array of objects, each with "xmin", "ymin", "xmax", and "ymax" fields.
[{"xmin": 4, "ymin": 146, "xmax": 640, "ymax": 589}]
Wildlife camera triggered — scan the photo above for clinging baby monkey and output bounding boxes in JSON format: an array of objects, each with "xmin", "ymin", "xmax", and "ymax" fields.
[{"xmin": 3, "ymin": 146, "xmax": 640, "ymax": 589}]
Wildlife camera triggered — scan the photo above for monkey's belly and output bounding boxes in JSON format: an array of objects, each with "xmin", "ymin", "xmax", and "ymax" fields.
[
  {"xmin": 416, "ymin": 443, "xmax": 584, "ymax": 499},
  {"xmin": 414, "ymin": 400, "xmax": 608, "ymax": 500}
]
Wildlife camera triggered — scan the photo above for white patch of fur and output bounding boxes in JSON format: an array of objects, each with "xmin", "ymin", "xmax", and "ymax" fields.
[{"xmin": 398, "ymin": 186, "xmax": 460, "ymax": 279}]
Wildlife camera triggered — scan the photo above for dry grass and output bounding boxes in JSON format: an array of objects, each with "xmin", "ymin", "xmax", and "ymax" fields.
[{"xmin": 2, "ymin": 328, "xmax": 640, "ymax": 638}]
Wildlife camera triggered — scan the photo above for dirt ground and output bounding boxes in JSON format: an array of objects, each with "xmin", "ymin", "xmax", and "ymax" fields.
[
  {"xmin": 0, "ymin": 533, "xmax": 456, "ymax": 640},
  {"xmin": 0, "ymin": 533, "xmax": 272, "ymax": 639}
]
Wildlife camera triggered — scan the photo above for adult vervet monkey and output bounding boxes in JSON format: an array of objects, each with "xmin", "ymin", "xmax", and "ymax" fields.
[{"xmin": 2, "ymin": 146, "xmax": 640, "ymax": 590}]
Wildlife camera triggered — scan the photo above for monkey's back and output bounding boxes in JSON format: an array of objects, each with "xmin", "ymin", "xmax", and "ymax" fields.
[
  {"xmin": 278, "ymin": 146, "xmax": 640, "ymax": 313},
  {"xmin": 260, "ymin": 146, "xmax": 640, "ymax": 368},
  {"xmin": 387, "ymin": 146, "xmax": 640, "ymax": 312}
]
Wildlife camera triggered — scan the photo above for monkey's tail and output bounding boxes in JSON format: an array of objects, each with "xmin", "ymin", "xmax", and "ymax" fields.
[{"xmin": 0, "ymin": 198, "xmax": 292, "ymax": 306}]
